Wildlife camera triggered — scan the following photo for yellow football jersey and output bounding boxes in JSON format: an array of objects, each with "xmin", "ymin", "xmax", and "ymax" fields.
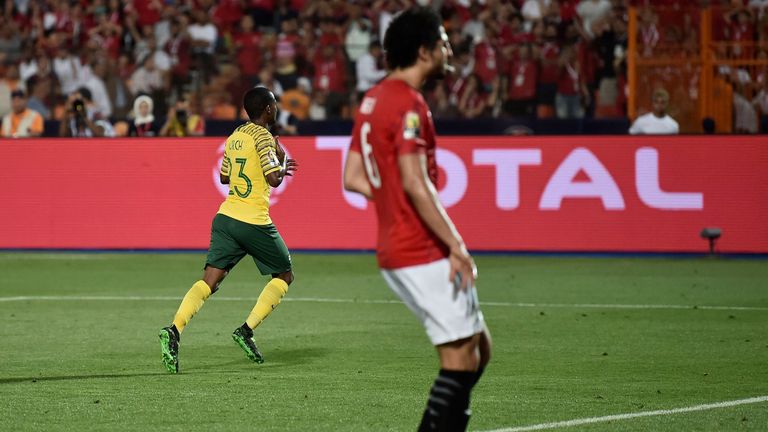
[{"xmin": 217, "ymin": 122, "xmax": 281, "ymax": 225}]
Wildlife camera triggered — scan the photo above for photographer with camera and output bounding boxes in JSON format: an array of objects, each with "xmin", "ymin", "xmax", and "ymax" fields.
[
  {"xmin": 160, "ymin": 96, "xmax": 205, "ymax": 137},
  {"xmin": 59, "ymin": 88, "xmax": 113, "ymax": 138}
]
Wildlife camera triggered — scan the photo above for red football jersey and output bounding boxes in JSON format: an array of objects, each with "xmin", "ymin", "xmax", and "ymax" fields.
[{"xmin": 349, "ymin": 79, "xmax": 450, "ymax": 269}]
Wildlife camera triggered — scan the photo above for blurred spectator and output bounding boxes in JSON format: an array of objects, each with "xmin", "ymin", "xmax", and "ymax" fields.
[
  {"xmin": 256, "ymin": 66, "xmax": 285, "ymax": 98},
  {"xmin": 375, "ymin": 0, "xmax": 407, "ymax": 43},
  {"xmin": 356, "ymin": 40, "xmax": 387, "ymax": 101},
  {"xmin": 104, "ymin": 58, "xmax": 133, "ymax": 119},
  {"xmin": 213, "ymin": 0, "xmax": 245, "ymax": 33},
  {"xmin": 0, "ymin": 17, "xmax": 23, "ymax": 64},
  {"xmin": 308, "ymin": 89, "xmax": 327, "ymax": 120},
  {"xmin": 84, "ymin": 60, "xmax": 113, "ymax": 119},
  {"xmin": 344, "ymin": 3, "xmax": 373, "ymax": 64},
  {"xmin": 274, "ymin": 22, "xmax": 301, "ymax": 91},
  {"xmin": 128, "ymin": 95, "xmax": 160, "ymax": 137},
  {"xmin": 638, "ymin": 7, "xmax": 660, "ymax": 57},
  {"xmin": 1, "ymin": 62, "xmax": 25, "ymax": 94},
  {"xmin": 537, "ymin": 22, "xmax": 561, "ymax": 117},
  {"xmin": 458, "ymin": 74, "xmax": 493, "ymax": 118},
  {"xmin": 503, "ymin": 44, "xmax": 539, "ymax": 117},
  {"xmin": 273, "ymin": 0, "xmax": 299, "ymax": 33},
  {"xmin": 313, "ymin": 35, "xmax": 348, "ymax": 118},
  {"xmin": 275, "ymin": 96, "xmax": 299, "ymax": 135},
  {"xmin": 154, "ymin": 5, "xmax": 178, "ymax": 49},
  {"xmin": 522, "ymin": 0, "xmax": 549, "ymax": 24},
  {"xmin": 472, "ymin": 27, "xmax": 500, "ymax": 94},
  {"xmin": 0, "ymin": 63, "xmax": 19, "ymax": 116},
  {"xmin": 53, "ymin": 47, "xmax": 84, "ymax": 96},
  {"xmin": 132, "ymin": 0, "xmax": 163, "ymax": 28},
  {"xmin": 462, "ymin": 3, "xmax": 486, "ymax": 41},
  {"xmin": 702, "ymin": 116, "xmax": 716, "ymax": 134},
  {"xmin": 281, "ymin": 77, "xmax": 312, "ymax": 120},
  {"xmin": 232, "ymin": 15, "xmax": 264, "ymax": 86},
  {"xmin": 629, "ymin": 88, "xmax": 679, "ymax": 134},
  {"xmin": 59, "ymin": 89, "xmax": 113, "ymax": 137},
  {"xmin": 726, "ymin": 7, "xmax": 755, "ymax": 59},
  {"xmin": 749, "ymin": 0, "xmax": 768, "ymax": 19},
  {"xmin": 555, "ymin": 44, "xmax": 588, "ymax": 119},
  {"xmin": 753, "ymin": 78, "xmax": 768, "ymax": 120},
  {"xmin": 1, "ymin": 89, "xmax": 43, "ymax": 138},
  {"xmin": 77, "ymin": 87, "xmax": 116, "ymax": 135},
  {"xmin": 146, "ymin": 35, "xmax": 172, "ymax": 74},
  {"xmin": 165, "ymin": 17, "xmax": 192, "ymax": 98},
  {"xmin": 249, "ymin": 0, "xmax": 277, "ymax": 28},
  {"xmin": 26, "ymin": 76, "xmax": 52, "ymax": 119},
  {"xmin": 160, "ymin": 97, "xmax": 205, "ymax": 137},
  {"xmin": 129, "ymin": 56, "xmax": 164, "ymax": 98},
  {"xmin": 576, "ymin": 0, "xmax": 612, "ymax": 39},
  {"xmin": 733, "ymin": 86, "xmax": 759, "ymax": 133},
  {"xmin": 188, "ymin": 8, "xmax": 218, "ymax": 83},
  {"xmin": 206, "ymin": 91, "xmax": 238, "ymax": 120}
]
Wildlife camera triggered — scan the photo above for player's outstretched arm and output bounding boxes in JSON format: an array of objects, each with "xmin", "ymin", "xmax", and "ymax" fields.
[
  {"xmin": 399, "ymin": 153, "xmax": 476, "ymax": 290},
  {"xmin": 343, "ymin": 150, "xmax": 373, "ymax": 200}
]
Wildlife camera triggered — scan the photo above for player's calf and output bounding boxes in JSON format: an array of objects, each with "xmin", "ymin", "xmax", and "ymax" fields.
[{"xmin": 418, "ymin": 369, "xmax": 475, "ymax": 432}]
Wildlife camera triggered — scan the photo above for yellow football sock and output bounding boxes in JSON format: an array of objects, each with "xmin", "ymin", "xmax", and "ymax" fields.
[
  {"xmin": 172, "ymin": 280, "xmax": 212, "ymax": 333},
  {"xmin": 245, "ymin": 278, "xmax": 289, "ymax": 330}
]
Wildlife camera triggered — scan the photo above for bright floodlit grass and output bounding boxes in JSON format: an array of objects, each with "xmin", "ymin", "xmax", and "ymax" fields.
[{"xmin": 0, "ymin": 253, "xmax": 766, "ymax": 431}]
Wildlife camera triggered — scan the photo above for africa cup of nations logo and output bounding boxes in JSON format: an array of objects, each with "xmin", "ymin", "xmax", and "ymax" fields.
[{"xmin": 212, "ymin": 141, "xmax": 293, "ymax": 205}]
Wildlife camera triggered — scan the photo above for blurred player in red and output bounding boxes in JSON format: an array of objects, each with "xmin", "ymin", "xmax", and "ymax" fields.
[{"xmin": 343, "ymin": 7, "xmax": 492, "ymax": 432}]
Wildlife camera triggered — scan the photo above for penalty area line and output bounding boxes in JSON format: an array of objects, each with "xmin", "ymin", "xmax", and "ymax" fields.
[
  {"xmin": 477, "ymin": 395, "xmax": 768, "ymax": 432},
  {"xmin": 0, "ymin": 296, "xmax": 766, "ymax": 311}
]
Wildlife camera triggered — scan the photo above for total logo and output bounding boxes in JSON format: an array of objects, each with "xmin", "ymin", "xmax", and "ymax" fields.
[{"xmin": 211, "ymin": 141, "xmax": 293, "ymax": 205}]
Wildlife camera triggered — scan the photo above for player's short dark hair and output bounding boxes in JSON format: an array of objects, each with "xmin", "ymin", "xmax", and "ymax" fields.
[
  {"xmin": 243, "ymin": 86, "xmax": 275, "ymax": 120},
  {"xmin": 384, "ymin": 7, "xmax": 442, "ymax": 70}
]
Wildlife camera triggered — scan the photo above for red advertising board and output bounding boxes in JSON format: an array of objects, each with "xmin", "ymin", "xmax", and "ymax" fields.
[{"xmin": 0, "ymin": 136, "xmax": 766, "ymax": 253}]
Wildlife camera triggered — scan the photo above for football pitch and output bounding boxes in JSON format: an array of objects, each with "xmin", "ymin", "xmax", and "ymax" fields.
[{"xmin": 0, "ymin": 252, "xmax": 766, "ymax": 431}]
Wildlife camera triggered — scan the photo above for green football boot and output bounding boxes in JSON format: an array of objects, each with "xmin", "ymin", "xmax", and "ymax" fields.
[
  {"xmin": 159, "ymin": 326, "xmax": 180, "ymax": 374},
  {"xmin": 232, "ymin": 326, "xmax": 265, "ymax": 364}
]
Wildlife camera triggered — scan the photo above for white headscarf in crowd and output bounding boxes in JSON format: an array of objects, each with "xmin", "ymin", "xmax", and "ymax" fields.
[{"xmin": 132, "ymin": 95, "xmax": 155, "ymax": 125}]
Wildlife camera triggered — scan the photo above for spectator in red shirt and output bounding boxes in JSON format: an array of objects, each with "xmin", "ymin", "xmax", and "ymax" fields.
[
  {"xmin": 132, "ymin": 0, "xmax": 163, "ymax": 28},
  {"xmin": 165, "ymin": 18, "xmax": 191, "ymax": 98},
  {"xmin": 726, "ymin": 8, "xmax": 755, "ymax": 59},
  {"xmin": 313, "ymin": 34, "xmax": 348, "ymax": 118},
  {"xmin": 212, "ymin": 0, "xmax": 244, "ymax": 33},
  {"xmin": 555, "ymin": 43, "xmax": 587, "ymax": 119},
  {"xmin": 537, "ymin": 22, "xmax": 561, "ymax": 117},
  {"xmin": 503, "ymin": 43, "xmax": 539, "ymax": 117},
  {"xmin": 232, "ymin": 15, "xmax": 263, "ymax": 86},
  {"xmin": 473, "ymin": 31, "xmax": 500, "ymax": 94},
  {"xmin": 458, "ymin": 74, "xmax": 493, "ymax": 119}
]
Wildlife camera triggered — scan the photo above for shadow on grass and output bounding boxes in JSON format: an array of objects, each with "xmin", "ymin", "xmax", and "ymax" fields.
[
  {"xmin": 193, "ymin": 346, "xmax": 330, "ymax": 370},
  {"xmin": 0, "ymin": 348, "xmax": 330, "ymax": 384},
  {"xmin": 0, "ymin": 371, "xmax": 184, "ymax": 385}
]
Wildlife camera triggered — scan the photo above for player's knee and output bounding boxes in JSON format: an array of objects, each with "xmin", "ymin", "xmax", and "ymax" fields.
[{"xmin": 274, "ymin": 270, "xmax": 294, "ymax": 286}]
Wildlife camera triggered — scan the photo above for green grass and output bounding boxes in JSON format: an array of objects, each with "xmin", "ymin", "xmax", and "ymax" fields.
[{"xmin": 0, "ymin": 253, "xmax": 766, "ymax": 431}]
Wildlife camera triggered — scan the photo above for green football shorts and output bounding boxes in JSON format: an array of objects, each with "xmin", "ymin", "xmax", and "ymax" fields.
[{"xmin": 205, "ymin": 213, "xmax": 292, "ymax": 275}]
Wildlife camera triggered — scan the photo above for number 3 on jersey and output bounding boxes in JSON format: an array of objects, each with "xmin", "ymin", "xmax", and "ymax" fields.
[{"xmin": 360, "ymin": 122, "xmax": 381, "ymax": 189}]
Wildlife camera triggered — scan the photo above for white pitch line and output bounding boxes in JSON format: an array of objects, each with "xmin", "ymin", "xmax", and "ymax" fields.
[
  {"xmin": 478, "ymin": 395, "xmax": 768, "ymax": 432},
  {"xmin": 0, "ymin": 295, "xmax": 766, "ymax": 311}
]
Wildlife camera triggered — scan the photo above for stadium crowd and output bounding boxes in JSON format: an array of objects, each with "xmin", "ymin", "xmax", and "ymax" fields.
[{"xmin": 0, "ymin": 0, "xmax": 767, "ymax": 137}]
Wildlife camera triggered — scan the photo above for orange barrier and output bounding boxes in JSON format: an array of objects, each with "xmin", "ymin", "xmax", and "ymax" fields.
[{"xmin": 628, "ymin": 6, "xmax": 768, "ymax": 133}]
